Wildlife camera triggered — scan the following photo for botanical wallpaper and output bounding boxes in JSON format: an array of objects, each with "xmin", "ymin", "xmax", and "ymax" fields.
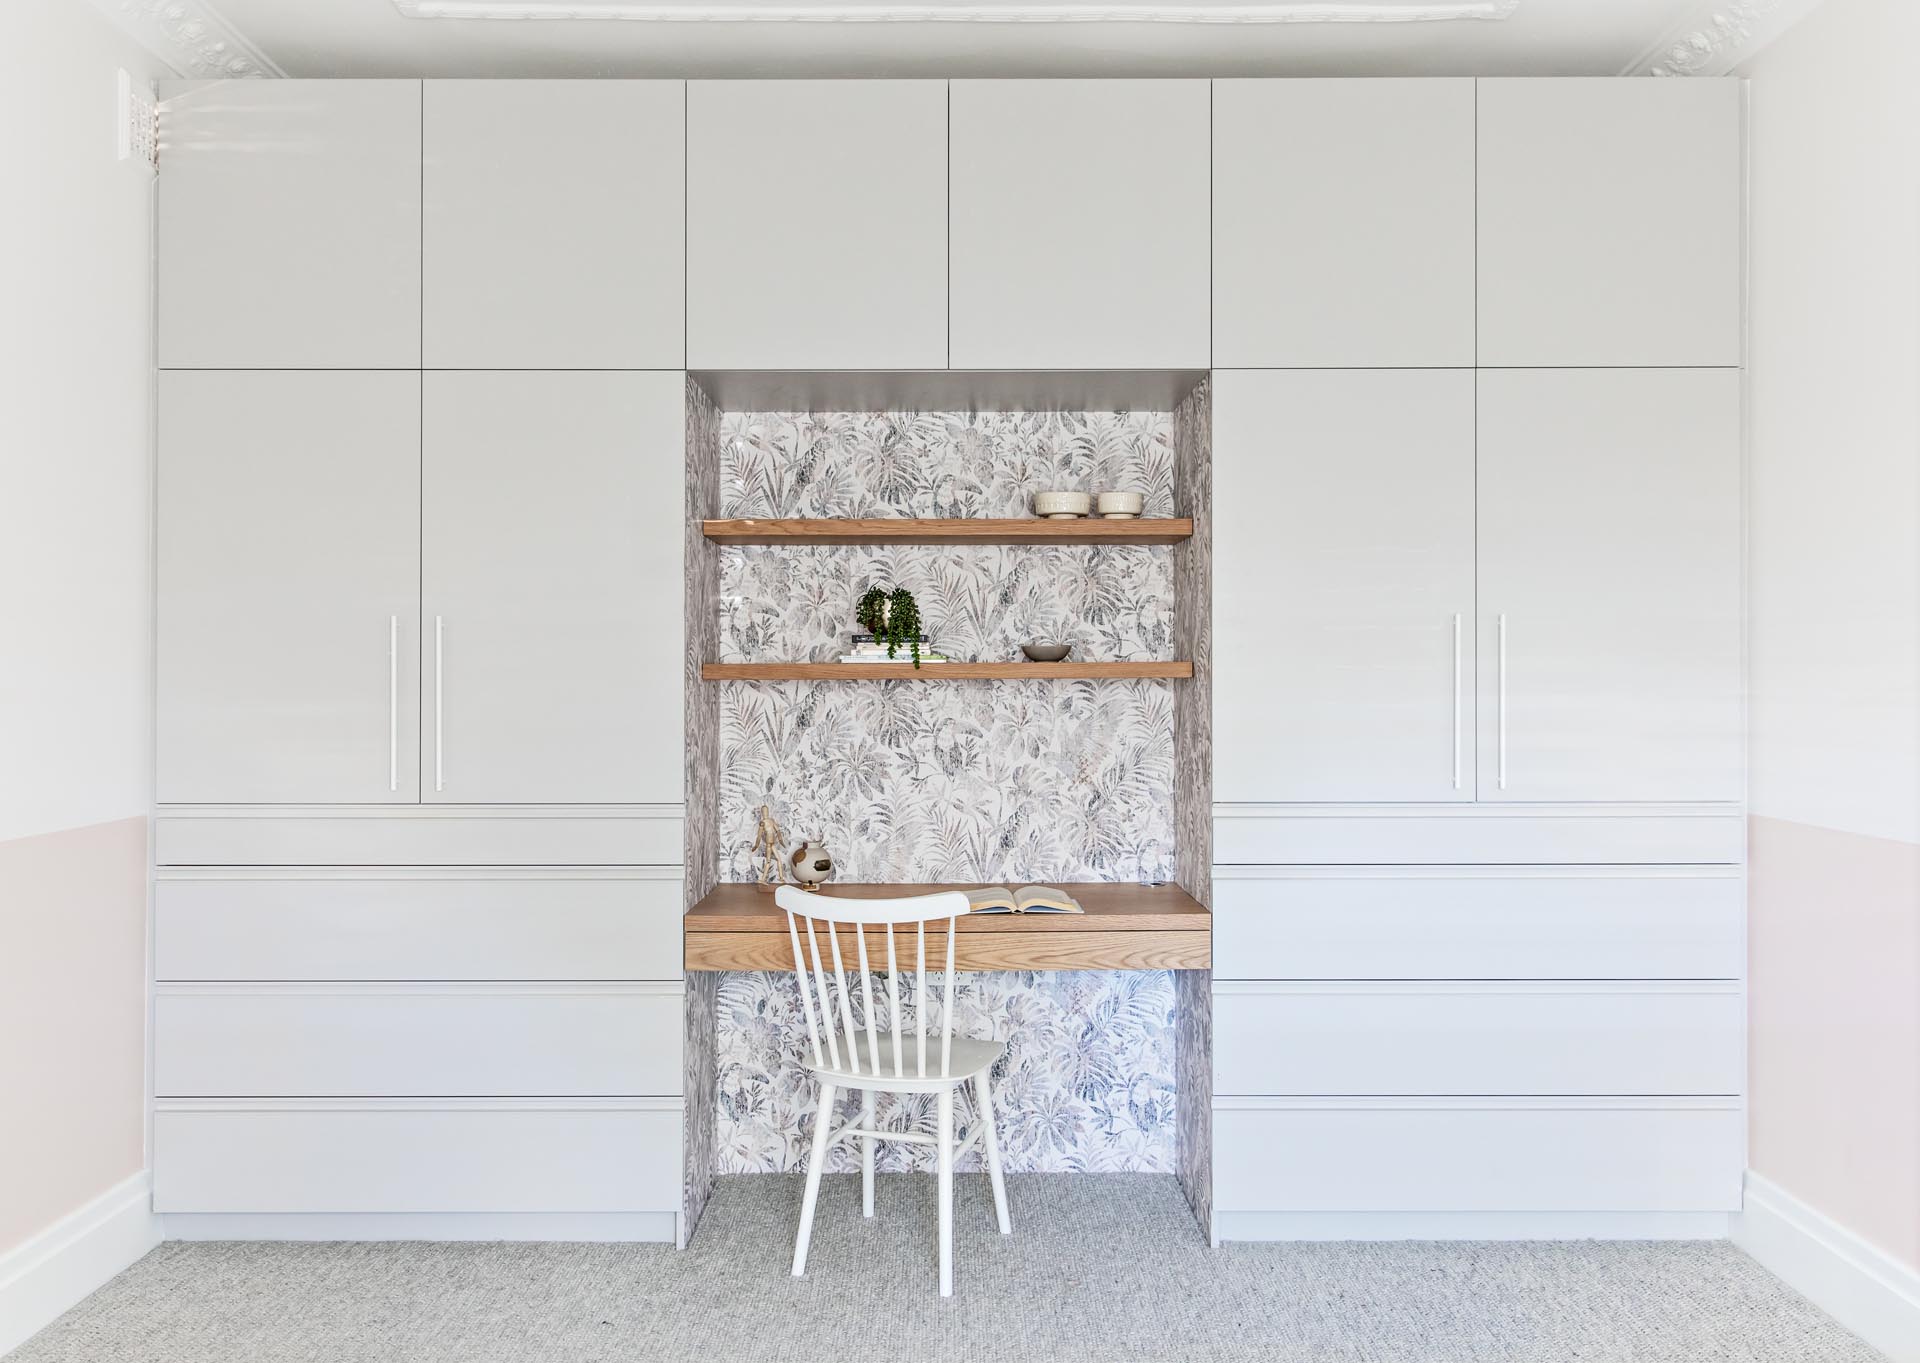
[{"xmin": 704, "ymin": 403, "xmax": 1205, "ymax": 1177}]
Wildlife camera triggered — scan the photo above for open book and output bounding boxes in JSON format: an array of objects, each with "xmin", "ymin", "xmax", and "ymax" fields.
[{"xmin": 964, "ymin": 885, "xmax": 1085, "ymax": 915}]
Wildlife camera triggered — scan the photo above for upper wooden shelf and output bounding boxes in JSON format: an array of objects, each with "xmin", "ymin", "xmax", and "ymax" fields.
[
  {"xmin": 702, "ymin": 517, "xmax": 1194, "ymax": 546},
  {"xmin": 685, "ymin": 882, "xmax": 1211, "ymax": 972},
  {"xmin": 702, "ymin": 661, "xmax": 1192, "ymax": 682}
]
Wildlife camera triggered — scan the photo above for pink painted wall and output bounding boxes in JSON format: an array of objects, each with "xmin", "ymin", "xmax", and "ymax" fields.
[{"xmin": 1744, "ymin": 0, "xmax": 1920, "ymax": 1275}]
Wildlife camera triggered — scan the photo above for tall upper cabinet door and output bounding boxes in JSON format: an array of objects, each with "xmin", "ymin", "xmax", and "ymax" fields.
[
  {"xmin": 423, "ymin": 372, "xmax": 683, "ymax": 805},
  {"xmin": 159, "ymin": 81, "xmax": 421, "ymax": 369},
  {"xmin": 1478, "ymin": 369, "xmax": 1743, "ymax": 803},
  {"xmin": 158, "ymin": 373, "xmax": 421, "ymax": 804},
  {"xmin": 1214, "ymin": 371, "xmax": 1477, "ymax": 804},
  {"xmin": 424, "ymin": 81, "xmax": 685, "ymax": 369},
  {"xmin": 687, "ymin": 82, "xmax": 946, "ymax": 370},
  {"xmin": 1214, "ymin": 80, "xmax": 1475, "ymax": 368},
  {"xmin": 1478, "ymin": 78, "xmax": 1742, "ymax": 367},
  {"xmin": 949, "ymin": 81, "xmax": 1210, "ymax": 370}
]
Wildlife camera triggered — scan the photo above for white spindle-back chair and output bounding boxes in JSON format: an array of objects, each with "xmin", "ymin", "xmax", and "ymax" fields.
[{"xmin": 776, "ymin": 886, "xmax": 1011, "ymax": 1297}]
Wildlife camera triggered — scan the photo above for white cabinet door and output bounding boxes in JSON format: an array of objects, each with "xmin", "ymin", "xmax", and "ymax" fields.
[
  {"xmin": 423, "ymin": 372, "xmax": 682, "ymax": 805},
  {"xmin": 1213, "ymin": 79, "xmax": 1475, "ymax": 368},
  {"xmin": 157, "ymin": 372, "xmax": 421, "ymax": 805},
  {"xmin": 1477, "ymin": 369, "xmax": 1743, "ymax": 802},
  {"xmin": 1478, "ymin": 78, "xmax": 1742, "ymax": 367},
  {"xmin": 159, "ymin": 81, "xmax": 421, "ymax": 369},
  {"xmin": 1214, "ymin": 370, "xmax": 1476, "ymax": 803},
  {"xmin": 687, "ymin": 81, "xmax": 946, "ymax": 370},
  {"xmin": 949, "ymin": 80, "xmax": 1210, "ymax": 369},
  {"xmin": 423, "ymin": 81, "xmax": 684, "ymax": 369}
]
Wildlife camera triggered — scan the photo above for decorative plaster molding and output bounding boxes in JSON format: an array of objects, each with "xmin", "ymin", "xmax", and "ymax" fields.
[
  {"xmin": 86, "ymin": 0, "xmax": 282, "ymax": 78},
  {"xmin": 394, "ymin": 0, "xmax": 1520, "ymax": 23},
  {"xmin": 1623, "ymin": 0, "xmax": 1824, "ymax": 77}
]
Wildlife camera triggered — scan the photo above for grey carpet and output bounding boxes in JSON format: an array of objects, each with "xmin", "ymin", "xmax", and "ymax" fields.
[{"xmin": 10, "ymin": 1175, "xmax": 1883, "ymax": 1363}]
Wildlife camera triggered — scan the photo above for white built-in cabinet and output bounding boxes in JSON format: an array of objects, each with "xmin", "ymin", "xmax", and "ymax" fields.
[
  {"xmin": 422, "ymin": 372, "xmax": 683, "ymax": 805},
  {"xmin": 157, "ymin": 371, "xmax": 423, "ymax": 805},
  {"xmin": 948, "ymin": 80, "xmax": 1211, "ymax": 369},
  {"xmin": 1213, "ymin": 370, "xmax": 1476, "ymax": 803},
  {"xmin": 423, "ymin": 81, "xmax": 685, "ymax": 369},
  {"xmin": 1212, "ymin": 80, "xmax": 1476, "ymax": 368},
  {"xmin": 1477, "ymin": 368, "xmax": 1743, "ymax": 802},
  {"xmin": 687, "ymin": 81, "xmax": 948, "ymax": 370},
  {"xmin": 1477, "ymin": 77, "xmax": 1744, "ymax": 367},
  {"xmin": 158, "ymin": 81, "xmax": 422, "ymax": 370}
]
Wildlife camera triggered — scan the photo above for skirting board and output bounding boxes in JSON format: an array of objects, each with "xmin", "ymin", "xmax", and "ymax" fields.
[
  {"xmin": 1732, "ymin": 1171, "xmax": 1920, "ymax": 1363},
  {"xmin": 0, "ymin": 1171, "xmax": 160, "ymax": 1357},
  {"xmin": 1213, "ymin": 1210, "xmax": 1730, "ymax": 1245},
  {"xmin": 160, "ymin": 1211, "xmax": 682, "ymax": 1246}
]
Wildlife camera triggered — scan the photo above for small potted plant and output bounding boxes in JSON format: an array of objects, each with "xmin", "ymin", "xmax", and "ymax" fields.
[{"xmin": 855, "ymin": 585, "xmax": 925, "ymax": 668}]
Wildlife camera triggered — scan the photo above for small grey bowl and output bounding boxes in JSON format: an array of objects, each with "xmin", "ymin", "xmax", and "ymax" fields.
[{"xmin": 1021, "ymin": 642, "xmax": 1072, "ymax": 662}]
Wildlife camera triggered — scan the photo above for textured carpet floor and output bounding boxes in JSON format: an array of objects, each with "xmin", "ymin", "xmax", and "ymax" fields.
[{"xmin": 10, "ymin": 1175, "xmax": 1883, "ymax": 1363}]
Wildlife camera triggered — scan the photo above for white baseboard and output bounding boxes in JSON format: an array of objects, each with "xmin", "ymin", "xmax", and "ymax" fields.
[
  {"xmin": 159, "ymin": 1210, "xmax": 678, "ymax": 1243},
  {"xmin": 1213, "ymin": 1209, "xmax": 1729, "ymax": 1243},
  {"xmin": 1732, "ymin": 1170, "xmax": 1920, "ymax": 1363},
  {"xmin": 0, "ymin": 1172, "xmax": 160, "ymax": 1357}
]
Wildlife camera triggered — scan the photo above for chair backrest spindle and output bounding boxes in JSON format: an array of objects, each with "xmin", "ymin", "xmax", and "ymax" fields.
[
  {"xmin": 803, "ymin": 917, "xmax": 841, "ymax": 1070},
  {"xmin": 784, "ymin": 909, "xmax": 824, "ymax": 1067},
  {"xmin": 885, "ymin": 925, "xmax": 902, "ymax": 1078},
  {"xmin": 826, "ymin": 921, "xmax": 861, "ymax": 1076}
]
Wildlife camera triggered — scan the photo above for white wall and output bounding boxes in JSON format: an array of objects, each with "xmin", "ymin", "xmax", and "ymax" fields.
[
  {"xmin": 1742, "ymin": 0, "xmax": 1920, "ymax": 1275},
  {"xmin": 0, "ymin": 0, "xmax": 164, "ymax": 1260}
]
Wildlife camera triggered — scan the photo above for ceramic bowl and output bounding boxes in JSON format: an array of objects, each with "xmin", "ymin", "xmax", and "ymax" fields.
[
  {"xmin": 1021, "ymin": 642, "xmax": 1072, "ymax": 662},
  {"xmin": 1096, "ymin": 491, "xmax": 1146, "ymax": 519},
  {"xmin": 1033, "ymin": 491, "xmax": 1092, "ymax": 519}
]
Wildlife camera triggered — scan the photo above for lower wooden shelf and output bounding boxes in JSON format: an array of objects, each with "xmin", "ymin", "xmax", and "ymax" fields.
[
  {"xmin": 684, "ymin": 882, "xmax": 1211, "ymax": 972},
  {"xmin": 701, "ymin": 661, "xmax": 1193, "ymax": 682}
]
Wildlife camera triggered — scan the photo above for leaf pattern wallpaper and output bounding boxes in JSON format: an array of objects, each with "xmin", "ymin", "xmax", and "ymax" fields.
[{"xmin": 708, "ymin": 406, "xmax": 1196, "ymax": 1174}]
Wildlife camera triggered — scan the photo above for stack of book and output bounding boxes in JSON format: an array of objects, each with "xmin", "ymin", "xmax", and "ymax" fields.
[{"xmin": 838, "ymin": 633, "xmax": 950, "ymax": 664}]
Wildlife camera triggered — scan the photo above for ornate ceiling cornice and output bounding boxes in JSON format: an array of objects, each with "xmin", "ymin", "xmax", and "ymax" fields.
[
  {"xmin": 86, "ymin": 0, "xmax": 282, "ymax": 78},
  {"xmin": 1623, "ymin": 0, "xmax": 1825, "ymax": 77},
  {"xmin": 392, "ymin": 0, "xmax": 1521, "ymax": 23}
]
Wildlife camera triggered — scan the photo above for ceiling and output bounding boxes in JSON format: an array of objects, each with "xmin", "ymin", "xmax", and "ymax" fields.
[{"xmin": 105, "ymin": 0, "xmax": 1822, "ymax": 79}]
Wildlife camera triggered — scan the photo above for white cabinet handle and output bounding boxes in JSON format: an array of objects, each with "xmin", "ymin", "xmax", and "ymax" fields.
[
  {"xmin": 1496, "ymin": 613, "xmax": 1509, "ymax": 792},
  {"xmin": 434, "ymin": 615, "xmax": 444, "ymax": 793},
  {"xmin": 1451, "ymin": 613, "xmax": 1463, "ymax": 791},
  {"xmin": 387, "ymin": 615, "xmax": 398, "ymax": 793}
]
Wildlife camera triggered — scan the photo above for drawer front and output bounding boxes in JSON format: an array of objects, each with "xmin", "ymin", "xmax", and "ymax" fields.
[
  {"xmin": 1213, "ymin": 868, "xmax": 1742, "ymax": 981},
  {"xmin": 157, "ymin": 870, "xmax": 683, "ymax": 981},
  {"xmin": 1212, "ymin": 804, "xmax": 1743, "ymax": 865},
  {"xmin": 155, "ymin": 985, "xmax": 682, "ymax": 1097},
  {"xmin": 153, "ymin": 1100, "xmax": 681, "ymax": 1213},
  {"xmin": 1214, "ymin": 1099, "xmax": 1742, "ymax": 1213},
  {"xmin": 155, "ymin": 805, "xmax": 683, "ymax": 867},
  {"xmin": 1213, "ymin": 983, "xmax": 1741, "ymax": 1096}
]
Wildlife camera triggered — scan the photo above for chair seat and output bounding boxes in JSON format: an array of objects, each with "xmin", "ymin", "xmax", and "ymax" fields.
[{"xmin": 804, "ymin": 1035, "xmax": 1003, "ymax": 1093}]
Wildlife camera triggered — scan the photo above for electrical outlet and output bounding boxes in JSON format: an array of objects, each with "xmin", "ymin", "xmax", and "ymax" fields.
[{"xmin": 118, "ymin": 69, "xmax": 156, "ymax": 168}]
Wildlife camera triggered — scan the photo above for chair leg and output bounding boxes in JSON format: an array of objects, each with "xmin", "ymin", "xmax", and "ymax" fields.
[
  {"xmin": 792, "ymin": 1080, "xmax": 836, "ymax": 1278},
  {"xmin": 936, "ymin": 1087, "xmax": 954, "ymax": 1298},
  {"xmin": 861, "ymin": 1090, "xmax": 875, "ymax": 1219},
  {"xmin": 973, "ymin": 1071, "xmax": 1011, "ymax": 1235}
]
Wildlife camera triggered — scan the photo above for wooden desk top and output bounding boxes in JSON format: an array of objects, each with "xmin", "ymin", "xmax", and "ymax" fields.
[{"xmin": 685, "ymin": 882, "xmax": 1210, "ymax": 972}]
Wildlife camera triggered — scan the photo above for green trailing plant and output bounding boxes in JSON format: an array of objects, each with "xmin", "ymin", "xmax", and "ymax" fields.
[{"xmin": 856, "ymin": 585, "xmax": 924, "ymax": 668}]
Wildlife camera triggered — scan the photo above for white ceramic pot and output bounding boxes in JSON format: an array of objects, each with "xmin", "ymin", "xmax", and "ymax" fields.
[
  {"xmin": 1096, "ymin": 491, "xmax": 1146, "ymax": 519},
  {"xmin": 1033, "ymin": 491, "xmax": 1092, "ymax": 519}
]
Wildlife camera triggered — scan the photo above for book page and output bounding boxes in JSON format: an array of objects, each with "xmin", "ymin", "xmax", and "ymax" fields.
[
  {"xmin": 1013, "ymin": 885, "xmax": 1084, "ymax": 914},
  {"xmin": 964, "ymin": 886, "xmax": 1017, "ymax": 914}
]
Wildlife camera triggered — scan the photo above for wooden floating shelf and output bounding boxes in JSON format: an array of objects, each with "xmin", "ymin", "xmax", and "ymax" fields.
[
  {"xmin": 703, "ymin": 517, "xmax": 1194, "ymax": 546},
  {"xmin": 702, "ymin": 661, "xmax": 1193, "ymax": 681},
  {"xmin": 685, "ymin": 882, "xmax": 1211, "ymax": 973}
]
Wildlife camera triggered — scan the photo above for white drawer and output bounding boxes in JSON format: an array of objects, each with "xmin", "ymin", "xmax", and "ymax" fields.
[
  {"xmin": 154, "ymin": 983, "xmax": 683, "ymax": 1097},
  {"xmin": 1212, "ymin": 803, "xmax": 1743, "ymax": 865},
  {"xmin": 1212, "ymin": 867, "xmax": 1742, "ymax": 980},
  {"xmin": 153, "ymin": 1099, "xmax": 681, "ymax": 1213},
  {"xmin": 156, "ymin": 869, "xmax": 683, "ymax": 981},
  {"xmin": 1213, "ymin": 981, "xmax": 1742, "ymax": 1096},
  {"xmin": 155, "ymin": 804, "xmax": 683, "ymax": 866},
  {"xmin": 1214, "ymin": 1098, "xmax": 1743, "ymax": 1213}
]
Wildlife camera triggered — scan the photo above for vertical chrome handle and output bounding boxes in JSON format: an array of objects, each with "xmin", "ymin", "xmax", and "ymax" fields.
[
  {"xmin": 1451, "ymin": 613, "xmax": 1463, "ymax": 791},
  {"xmin": 387, "ymin": 616, "xmax": 398, "ymax": 793},
  {"xmin": 1496, "ymin": 613, "xmax": 1509, "ymax": 792},
  {"xmin": 433, "ymin": 615, "xmax": 444, "ymax": 793}
]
